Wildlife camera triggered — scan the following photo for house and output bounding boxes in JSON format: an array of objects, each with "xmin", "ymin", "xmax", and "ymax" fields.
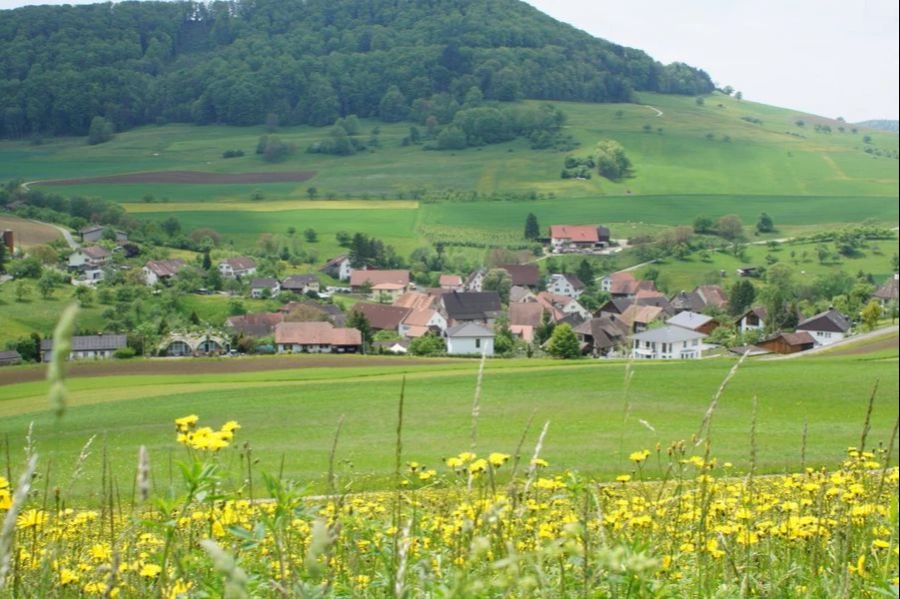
[
  {"xmin": 393, "ymin": 291, "xmax": 435, "ymax": 311},
  {"xmin": 399, "ymin": 309, "xmax": 447, "ymax": 338},
  {"xmin": 548, "ymin": 225, "xmax": 610, "ymax": 252},
  {"xmin": 537, "ymin": 292, "xmax": 591, "ymax": 321},
  {"xmin": 250, "ymin": 278, "xmax": 281, "ymax": 299},
  {"xmin": 320, "ymin": 255, "xmax": 352, "ymax": 281},
  {"xmin": 0, "ymin": 350, "xmax": 22, "ymax": 366},
  {"xmin": 602, "ymin": 272, "xmax": 656, "ymax": 298},
  {"xmin": 509, "ymin": 302, "xmax": 546, "ymax": 329},
  {"xmin": 439, "ymin": 274, "xmax": 464, "ymax": 291},
  {"xmin": 159, "ymin": 333, "xmax": 230, "ymax": 357},
  {"xmin": 218, "ymin": 257, "xmax": 257, "ymax": 279},
  {"xmin": 81, "ymin": 225, "xmax": 126, "ymax": 244},
  {"xmin": 630, "ymin": 326, "xmax": 705, "ymax": 360},
  {"xmin": 281, "ymin": 274, "xmax": 320, "ymax": 295},
  {"xmin": 670, "ymin": 285, "xmax": 729, "ymax": 314},
  {"xmin": 442, "ymin": 291, "xmax": 503, "ymax": 326},
  {"xmin": 350, "ymin": 270, "xmax": 411, "ymax": 300},
  {"xmin": 351, "ymin": 303, "xmax": 410, "ymax": 332},
  {"xmin": 756, "ymin": 331, "xmax": 815, "ymax": 354},
  {"xmin": 620, "ymin": 304, "xmax": 665, "ymax": 333},
  {"xmin": 795, "ymin": 308, "xmax": 851, "ymax": 346},
  {"xmin": 546, "ymin": 273, "xmax": 585, "ymax": 299},
  {"xmin": 445, "ymin": 322, "xmax": 495, "ymax": 356},
  {"xmin": 509, "ymin": 285, "xmax": 537, "ymax": 303},
  {"xmin": 873, "ymin": 274, "xmax": 899, "ymax": 308},
  {"xmin": 41, "ymin": 333, "xmax": 127, "ymax": 361},
  {"xmin": 736, "ymin": 307, "xmax": 767, "ymax": 334},
  {"xmin": 143, "ymin": 259, "xmax": 185, "ymax": 286},
  {"xmin": 573, "ymin": 314, "xmax": 630, "ymax": 357},
  {"xmin": 667, "ymin": 311, "xmax": 720, "ymax": 335},
  {"xmin": 497, "ymin": 264, "xmax": 541, "ymax": 288},
  {"xmin": 226, "ymin": 312, "xmax": 285, "ymax": 338},
  {"xmin": 274, "ymin": 322, "xmax": 362, "ymax": 354},
  {"xmin": 465, "ymin": 269, "xmax": 485, "ymax": 292},
  {"xmin": 68, "ymin": 246, "xmax": 111, "ymax": 270}
]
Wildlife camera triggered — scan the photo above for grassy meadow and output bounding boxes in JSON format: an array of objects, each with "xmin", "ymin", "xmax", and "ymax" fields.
[{"xmin": 1, "ymin": 349, "xmax": 896, "ymax": 503}]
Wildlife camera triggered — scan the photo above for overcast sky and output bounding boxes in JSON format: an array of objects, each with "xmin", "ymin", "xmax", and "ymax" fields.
[{"xmin": 1, "ymin": 0, "xmax": 897, "ymax": 121}]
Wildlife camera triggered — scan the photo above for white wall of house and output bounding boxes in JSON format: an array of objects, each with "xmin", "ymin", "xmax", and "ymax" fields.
[
  {"xmin": 251, "ymin": 283, "xmax": 281, "ymax": 299},
  {"xmin": 68, "ymin": 252, "xmax": 87, "ymax": 269},
  {"xmin": 399, "ymin": 312, "xmax": 447, "ymax": 337},
  {"xmin": 631, "ymin": 338, "xmax": 702, "ymax": 359},
  {"xmin": 447, "ymin": 335, "xmax": 494, "ymax": 356},
  {"xmin": 277, "ymin": 343, "xmax": 334, "ymax": 353},
  {"xmin": 803, "ymin": 329, "xmax": 845, "ymax": 346},
  {"xmin": 143, "ymin": 267, "xmax": 159, "ymax": 286},
  {"xmin": 546, "ymin": 275, "xmax": 582, "ymax": 298},
  {"xmin": 600, "ymin": 276, "xmax": 612, "ymax": 292},
  {"xmin": 738, "ymin": 316, "xmax": 765, "ymax": 334}
]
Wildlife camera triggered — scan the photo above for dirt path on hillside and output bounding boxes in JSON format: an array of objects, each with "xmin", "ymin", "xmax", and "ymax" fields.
[
  {"xmin": 36, "ymin": 170, "xmax": 317, "ymax": 186},
  {"xmin": 0, "ymin": 355, "xmax": 457, "ymax": 386}
]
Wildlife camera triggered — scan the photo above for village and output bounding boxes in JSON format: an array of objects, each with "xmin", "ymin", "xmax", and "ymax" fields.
[{"xmin": 1, "ymin": 220, "xmax": 896, "ymax": 366}]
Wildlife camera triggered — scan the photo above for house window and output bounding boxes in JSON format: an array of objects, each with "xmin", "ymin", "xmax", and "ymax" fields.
[{"xmin": 475, "ymin": 338, "xmax": 481, "ymax": 349}]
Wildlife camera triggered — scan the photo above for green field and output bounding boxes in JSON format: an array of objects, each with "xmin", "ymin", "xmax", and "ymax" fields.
[
  {"xmin": 0, "ymin": 279, "xmax": 107, "ymax": 343},
  {"xmin": 1, "ymin": 349, "xmax": 896, "ymax": 503}
]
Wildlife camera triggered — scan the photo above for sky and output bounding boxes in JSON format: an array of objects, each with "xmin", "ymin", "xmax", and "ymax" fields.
[{"xmin": 0, "ymin": 0, "xmax": 897, "ymax": 121}]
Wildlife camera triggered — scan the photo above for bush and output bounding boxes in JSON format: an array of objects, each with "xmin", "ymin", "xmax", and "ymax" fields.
[
  {"xmin": 114, "ymin": 347, "xmax": 136, "ymax": 359},
  {"xmin": 222, "ymin": 149, "xmax": 245, "ymax": 158}
]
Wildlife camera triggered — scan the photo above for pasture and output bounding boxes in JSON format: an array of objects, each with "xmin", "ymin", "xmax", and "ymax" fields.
[
  {"xmin": 1, "ymin": 349, "xmax": 896, "ymax": 503},
  {"xmin": 0, "ymin": 215, "xmax": 62, "ymax": 247}
]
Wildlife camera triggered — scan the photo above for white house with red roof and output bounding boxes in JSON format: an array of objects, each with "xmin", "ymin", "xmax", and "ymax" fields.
[{"xmin": 548, "ymin": 225, "xmax": 610, "ymax": 252}]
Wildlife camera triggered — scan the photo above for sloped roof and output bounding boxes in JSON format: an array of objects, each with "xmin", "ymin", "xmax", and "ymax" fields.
[
  {"xmin": 144, "ymin": 259, "xmax": 185, "ymax": 278},
  {"xmin": 393, "ymin": 291, "xmax": 435, "ymax": 311},
  {"xmin": 350, "ymin": 269, "xmax": 410, "ymax": 287},
  {"xmin": 631, "ymin": 325, "xmax": 706, "ymax": 343},
  {"xmin": 402, "ymin": 308, "xmax": 438, "ymax": 327},
  {"xmin": 250, "ymin": 278, "xmax": 279, "ymax": 289},
  {"xmin": 760, "ymin": 331, "xmax": 815, "ymax": 347},
  {"xmin": 351, "ymin": 303, "xmax": 410, "ymax": 330},
  {"xmin": 667, "ymin": 311, "xmax": 714, "ymax": 330},
  {"xmin": 446, "ymin": 322, "xmax": 494, "ymax": 338},
  {"xmin": 439, "ymin": 274, "xmax": 463, "ymax": 287},
  {"xmin": 737, "ymin": 306, "xmax": 768, "ymax": 322},
  {"xmin": 274, "ymin": 322, "xmax": 361, "ymax": 346},
  {"xmin": 874, "ymin": 276, "xmax": 899, "ymax": 301},
  {"xmin": 442, "ymin": 291, "xmax": 502, "ymax": 321},
  {"xmin": 41, "ymin": 334, "xmax": 127, "ymax": 352},
  {"xmin": 509, "ymin": 285, "xmax": 536, "ymax": 303},
  {"xmin": 508, "ymin": 302, "xmax": 545, "ymax": 327},
  {"xmin": 796, "ymin": 309, "xmax": 851, "ymax": 333},
  {"xmin": 697, "ymin": 285, "xmax": 728, "ymax": 309},
  {"xmin": 549, "ymin": 225, "xmax": 599, "ymax": 242},
  {"xmin": 220, "ymin": 256, "xmax": 256, "ymax": 270},
  {"xmin": 621, "ymin": 304, "xmax": 664, "ymax": 327},
  {"xmin": 498, "ymin": 264, "xmax": 540, "ymax": 287},
  {"xmin": 82, "ymin": 245, "xmax": 111, "ymax": 259},
  {"xmin": 281, "ymin": 274, "xmax": 318, "ymax": 289}
]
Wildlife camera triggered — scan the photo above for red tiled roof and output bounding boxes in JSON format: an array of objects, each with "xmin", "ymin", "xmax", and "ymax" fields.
[
  {"xmin": 393, "ymin": 291, "xmax": 435, "ymax": 311},
  {"xmin": 509, "ymin": 302, "xmax": 545, "ymax": 327},
  {"xmin": 498, "ymin": 264, "xmax": 540, "ymax": 287},
  {"xmin": 220, "ymin": 256, "xmax": 256, "ymax": 270},
  {"xmin": 402, "ymin": 309, "xmax": 438, "ymax": 327},
  {"xmin": 439, "ymin": 274, "xmax": 463, "ymax": 287},
  {"xmin": 351, "ymin": 303, "xmax": 410, "ymax": 330},
  {"xmin": 549, "ymin": 225, "xmax": 599, "ymax": 243},
  {"xmin": 82, "ymin": 245, "xmax": 111, "ymax": 259},
  {"xmin": 274, "ymin": 322, "xmax": 361, "ymax": 346},
  {"xmin": 350, "ymin": 269, "xmax": 410, "ymax": 287}
]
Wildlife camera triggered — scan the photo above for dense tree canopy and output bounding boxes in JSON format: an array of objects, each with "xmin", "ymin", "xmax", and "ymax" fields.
[{"xmin": 0, "ymin": 0, "xmax": 713, "ymax": 138}]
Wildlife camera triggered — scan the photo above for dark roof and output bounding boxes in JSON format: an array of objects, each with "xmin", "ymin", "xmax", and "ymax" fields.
[
  {"xmin": 560, "ymin": 273, "xmax": 585, "ymax": 290},
  {"xmin": 874, "ymin": 276, "xmax": 899, "ymax": 301},
  {"xmin": 41, "ymin": 334, "xmax": 127, "ymax": 352},
  {"xmin": 573, "ymin": 315, "xmax": 629, "ymax": 351},
  {"xmin": 508, "ymin": 302, "xmax": 545, "ymax": 327},
  {"xmin": 442, "ymin": 291, "xmax": 502, "ymax": 321},
  {"xmin": 498, "ymin": 264, "xmax": 540, "ymax": 287},
  {"xmin": 250, "ymin": 278, "xmax": 279, "ymax": 288},
  {"xmin": 596, "ymin": 297, "xmax": 632, "ymax": 315},
  {"xmin": 737, "ymin": 306, "xmax": 768, "ymax": 322},
  {"xmin": 226, "ymin": 312, "xmax": 285, "ymax": 337},
  {"xmin": 351, "ymin": 303, "xmax": 409, "ymax": 330},
  {"xmin": 557, "ymin": 312, "xmax": 585, "ymax": 328},
  {"xmin": 0, "ymin": 350, "xmax": 22, "ymax": 364},
  {"xmin": 796, "ymin": 309, "xmax": 851, "ymax": 333},
  {"xmin": 281, "ymin": 274, "xmax": 319, "ymax": 290},
  {"xmin": 760, "ymin": 331, "xmax": 815, "ymax": 347}
]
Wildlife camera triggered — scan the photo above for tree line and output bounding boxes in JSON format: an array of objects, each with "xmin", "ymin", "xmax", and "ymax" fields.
[{"xmin": 0, "ymin": 0, "xmax": 713, "ymax": 139}]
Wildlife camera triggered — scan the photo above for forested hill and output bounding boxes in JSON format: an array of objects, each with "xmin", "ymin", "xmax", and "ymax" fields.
[{"xmin": 0, "ymin": 0, "xmax": 713, "ymax": 138}]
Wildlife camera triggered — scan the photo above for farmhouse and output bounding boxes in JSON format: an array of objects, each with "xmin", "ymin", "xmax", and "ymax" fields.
[
  {"xmin": 736, "ymin": 307, "xmax": 767, "ymax": 334},
  {"xmin": 620, "ymin": 304, "xmax": 665, "ymax": 333},
  {"xmin": 143, "ymin": 259, "xmax": 186, "ymax": 286},
  {"xmin": 873, "ymin": 274, "xmax": 899, "ymax": 308},
  {"xmin": 509, "ymin": 285, "xmax": 537, "ymax": 303},
  {"xmin": 399, "ymin": 308, "xmax": 447, "ymax": 338},
  {"xmin": 0, "ymin": 350, "xmax": 22, "ymax": 366},
  {"xmin": 795, "ymin": 308, "xmax": 851, "ymax": 346},
  {"xmin": 68, "ymin": 245, "xmax": 111, "ymax": 270},
  {"xmin": 573, "ymin": 315, "xmax": 630, "ymax": 357},
  {"xmin": 497, "ymin": 264, "xmax": 541, "ymax": 288},
  {"xmin": 350, "ymin": 269, "xmax": 411, "ymax": 300},
  {"xmin": 438, "ymin": 274, "xmax": 464, "ymax": 291},
  {"xmin": 281, "ymin": 274, "xmax": 320, "ymax": 295},
  {"xmin": 393, "ymin": 291, "xmax": 435, "ymax": 311},
  {"xmin": 441, "ymin": 291, "xmax": 503, "ymax": 326},
  {"xmin": 546, "ymin": 273, "xmax": 585, "ymax": 298},
  {"xmin": 631, "ymin": 326, "xmax": 705, "ymax": 360},
  {"xmin": 218, "ymin": 257, "xmax": 257, "ymax": 279},
  {"xmin": 250, "ymin": 278, "xmax": 281, "ymax": 299},
  {"xmin": 81, "ymin": 225, "xmax": 127, "ymax": 244},
  {"xmin": 667, "ymin": 311, "xmax": 720, "ymax": 335},
  {"xmin": 548, "ymin": 225, "xmax": 610, "ymax": 252},
  {"xmin": 670, "ymin": 285, "xmax": 728, "ymax": 313},
  {"xmin": 351, "ymin": 303, "xmax": 410, "ymax": 332},
  {"xmin": 756, "ymin": 331, "xmax": 815, "ymax": 355},
  {"xmin": 445, "ymin": 322, "xmax": 495, "ymax": 356},
  {"xmin": 41, "ymin": 333, "xmax": 127, "ymax": 361},
  {"xmin": 320, "ymin": 255, "xmax": 352, "ymax": 280},
  {"xmin": 537, "ymin": 291, "xmax": 590, "ymax": 321},
  {"xmin": 274, "ymin": 322, "xmax": 362, "ymax": 353},
  {"xmin": 602, "ymin": 272, "xmax": 656, "ymax": 298}
]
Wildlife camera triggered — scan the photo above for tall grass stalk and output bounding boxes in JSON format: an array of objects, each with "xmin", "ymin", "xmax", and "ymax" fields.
[
  {"xmin": 46, "ymin": 303, "xmax": 79, "ymax": 418},
  {"xmin": 695, "ymin": 349, "xmax": 748, "ymax": 447},
  {"xmin": 0, "ymin": 454, "xmax": 38, "ymax": 588},
  {"xmin": 469, "ymin": 351, "xmax": 487, "ymax": 451},
  {"xmin": 859, "ymin": 379, "xmax": 878, "ymax": 452}
]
